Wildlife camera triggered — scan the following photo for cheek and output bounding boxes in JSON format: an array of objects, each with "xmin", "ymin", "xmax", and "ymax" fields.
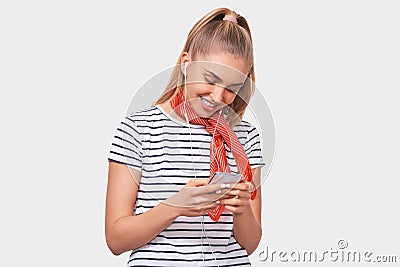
[
  {"xmin": 225, "ymin": 92, "xmax": 237, "ymax": 104},
  {"xmin": 187, "ymin": 83, "xmax": 212, "ymax": 96}
]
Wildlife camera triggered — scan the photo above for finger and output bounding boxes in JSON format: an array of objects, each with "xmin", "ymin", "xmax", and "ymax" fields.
[
  {"xmin": 223, "ymin": 189, "xmax": 251, "ymax": 200},
  {"xmin": 194, "ymin": 193, "xmax": 224, "ymax": 204},
  {"xmin": 163, "ymin": 189, "xmax": 222, "ymax": 207},
  {"xmin": 218, "ymin": 193, "xmax": 235, "ymax": 200},
  {"xmin": 229, "ymin": 182, "xmax": 253, "ymax": 192},
  {"xmin": 193, "ymin": 183, "xmax": 232, "ymax": 196},
  {"xmin": 240, "ymin": 181, "xmax": 254, "ymax": 192},
  {"xmin": 214, "ymin": 188, "xmax": 233, "ymax": 196},
  {"xmin": 223, "ymin": 205, "xmax": 242, "ymax": 214},
  {"xmin": 192, "ymin": 202, "xmax": 221, "ymax": 215},
  {"xmin": 185, "ymin": 178, "xmax": 210, "ymax": 187},
  {"xmin": 220, "ymin": 197, "xmax": 248, "ymax": 207}
]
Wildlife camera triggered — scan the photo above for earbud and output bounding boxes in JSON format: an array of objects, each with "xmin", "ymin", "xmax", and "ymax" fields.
[{"xmin": 183, "ymin": 62, "xmax": 188, "ymax": 78}]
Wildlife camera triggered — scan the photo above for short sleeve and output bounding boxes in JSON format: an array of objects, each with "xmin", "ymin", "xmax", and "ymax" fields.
[
  {"xmin": 108, "ymin": 116, "xmax": 143, "ymax": 171},
  {"xmin": 244, "ymin": 124, "xmax": 266, "ymax": 168}
]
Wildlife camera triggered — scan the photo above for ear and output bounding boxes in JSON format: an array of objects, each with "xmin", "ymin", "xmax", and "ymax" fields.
[{"xmin": 180, "ymin": 52, "xmax": 191, "ymax": 74}]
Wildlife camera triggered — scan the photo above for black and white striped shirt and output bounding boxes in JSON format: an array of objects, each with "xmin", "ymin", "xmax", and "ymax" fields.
[{"xmin": 108, "ymin": 105, "xmax": 265, "ymax": 267}]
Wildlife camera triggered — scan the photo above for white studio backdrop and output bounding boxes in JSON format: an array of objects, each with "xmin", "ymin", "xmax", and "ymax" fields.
[{"xmin": 0, "ymin": 1, "xmax": 399, "ymax": 266}]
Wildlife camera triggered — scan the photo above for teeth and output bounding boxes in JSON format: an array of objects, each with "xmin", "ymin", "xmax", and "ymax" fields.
[{"xmin": 202, "ymin": 97, "xmax": 215, "ymax": 107}]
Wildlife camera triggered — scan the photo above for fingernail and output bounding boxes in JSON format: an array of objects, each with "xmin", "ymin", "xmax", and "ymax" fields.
[
  {"xmin": 216, "ymin": 200, "xmax": 221, "ymax": 205},
  {"xmin": 221, "ymin": 184, "xmax": 230, "ymax": 189},
  {"xmin": 216, "ymin": 189, "xmax": 222, "ymax": 194}
]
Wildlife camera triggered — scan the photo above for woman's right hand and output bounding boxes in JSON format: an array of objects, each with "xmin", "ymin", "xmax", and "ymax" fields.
[{"xmin": 164, "ymin": 178, "xmax": 230, "ymax": 217}]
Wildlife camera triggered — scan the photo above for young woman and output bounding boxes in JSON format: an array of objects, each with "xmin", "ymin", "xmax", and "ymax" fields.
[{"xmin": 106, "ymin": 7, "xmax": 266, "ymax": 266}]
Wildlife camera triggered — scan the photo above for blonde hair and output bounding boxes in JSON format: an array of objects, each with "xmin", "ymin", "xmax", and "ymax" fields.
[{"xmin": 154, "ymin": 7, "xmax": 255, "ymax": 124}]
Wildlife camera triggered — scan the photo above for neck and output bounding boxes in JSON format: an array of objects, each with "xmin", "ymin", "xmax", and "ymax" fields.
[{"xmin": 159, "ymin": 100, "xmax": 192, "ymax": 124}]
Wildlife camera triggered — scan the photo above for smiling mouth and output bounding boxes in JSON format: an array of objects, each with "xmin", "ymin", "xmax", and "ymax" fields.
[
  {"xmin": 201, "ymin": 96, "xmax": 217, "ymax": 107},
  {"xmin": 199, "ymin": 96, "xmax": 224, "ymax": 112}
]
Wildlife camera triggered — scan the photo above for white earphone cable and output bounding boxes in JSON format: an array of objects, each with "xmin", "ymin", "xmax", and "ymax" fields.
[{"xmin": 183, "ymin": 62, "xmax": 220, "ymax": 267}]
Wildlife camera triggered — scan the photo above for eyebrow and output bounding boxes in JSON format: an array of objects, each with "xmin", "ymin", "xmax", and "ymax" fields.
[{"xmin": 204, "ymin": 69, "xmax": 244, "ymax": 87}]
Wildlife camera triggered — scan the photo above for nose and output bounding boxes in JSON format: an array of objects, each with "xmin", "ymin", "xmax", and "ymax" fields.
[{"xmin": 210, "ymin": 85, "xmax": 225, "ymax": 103}]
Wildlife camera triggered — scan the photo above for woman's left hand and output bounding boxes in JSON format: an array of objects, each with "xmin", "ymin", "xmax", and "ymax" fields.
[{"xmin": 219, "ymin": 181, "xmax": 254, "ymax": 214}]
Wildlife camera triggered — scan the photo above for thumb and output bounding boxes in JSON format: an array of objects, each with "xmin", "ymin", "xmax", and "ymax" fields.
[{"xmin": 185, "ymin": 178, "xmax": 209, "ymax": 187}]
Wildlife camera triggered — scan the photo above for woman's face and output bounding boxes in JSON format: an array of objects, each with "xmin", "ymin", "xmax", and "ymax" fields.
[{"xmin": 183, "ymin": 53, "xmax": 248, "ymax": 118}]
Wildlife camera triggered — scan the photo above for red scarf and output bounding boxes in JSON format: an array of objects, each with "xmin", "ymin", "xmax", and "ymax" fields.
[{"xmin": 170, "ymin": 92, "xmax": 256, "ymax": 221}]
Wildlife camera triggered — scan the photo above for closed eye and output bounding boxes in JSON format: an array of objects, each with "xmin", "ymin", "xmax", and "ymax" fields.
[
  {"xmin": 225, "ymin": 85, "xmax": 241, "ymax": 93},
  {"xmin": 204, "ymin": 77, "xmax": 217, "ymax": 85},
  {"xmin": 204, "ymin": 76, "xmax": 241, "ymax": 93},
  {"xmin": 227, "ymin": 88, "xmax": 240, "ymax": 93}
]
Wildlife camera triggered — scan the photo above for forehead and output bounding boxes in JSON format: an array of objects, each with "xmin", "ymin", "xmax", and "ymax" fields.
[{"xmin": 190, "ymin": 53, "xmax": 248, "ymax": 82}]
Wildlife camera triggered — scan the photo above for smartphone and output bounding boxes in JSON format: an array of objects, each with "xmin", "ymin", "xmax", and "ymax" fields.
[{"xmin": 208, "ymin": 172, "xmax": 243, "ymax": 185}]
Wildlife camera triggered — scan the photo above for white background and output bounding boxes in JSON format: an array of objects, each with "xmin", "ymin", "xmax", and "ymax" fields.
[{"xmin": 1, "ymin": 1, "xmax": 399, "ymax": 266}]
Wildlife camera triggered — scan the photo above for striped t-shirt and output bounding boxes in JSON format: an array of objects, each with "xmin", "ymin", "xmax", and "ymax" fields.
[{"xmin": 108, "ymin": 105, "xmax": 265, "ymax": 267}]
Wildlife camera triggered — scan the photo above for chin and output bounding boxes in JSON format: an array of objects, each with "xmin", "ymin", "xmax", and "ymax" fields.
[{"xmin": 193, "ymin": 106, "xmax": 213, "ymax": 118}]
